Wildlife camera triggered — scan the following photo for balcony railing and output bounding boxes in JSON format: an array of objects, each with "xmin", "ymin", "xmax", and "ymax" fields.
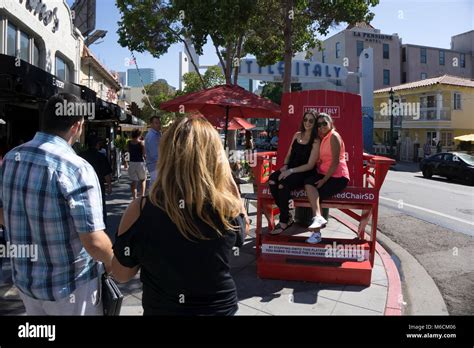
[{"xmin": 374, "ymin": 107, "xmax": 451, "ymax": 122}]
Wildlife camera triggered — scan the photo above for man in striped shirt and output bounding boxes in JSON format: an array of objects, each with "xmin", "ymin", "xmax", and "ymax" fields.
[{"xmin": 0, "ymin": 93, "xmax": 114, "ymax": 315}]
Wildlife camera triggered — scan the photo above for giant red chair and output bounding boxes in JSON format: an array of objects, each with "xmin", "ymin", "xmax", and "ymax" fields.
[{"xmin": 254, "ymin": 90, "xmax": 394, "ymax": 286}]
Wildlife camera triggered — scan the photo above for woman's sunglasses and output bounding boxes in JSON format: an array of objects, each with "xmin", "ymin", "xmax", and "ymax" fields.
[
  {"xmin": 317, "ymin": 121, "xmax": 328, "ymax": 128},
  {"xmin": 303, "ymin": 118, "xmax": 315, "ymax": 124}
]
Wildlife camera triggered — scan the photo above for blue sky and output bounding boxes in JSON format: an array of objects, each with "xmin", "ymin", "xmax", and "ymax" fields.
[{"xmin": 67, "ymin": 0, "xmax": 473, "ymax": 89}]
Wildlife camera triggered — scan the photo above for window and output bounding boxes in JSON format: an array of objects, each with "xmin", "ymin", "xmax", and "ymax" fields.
[
  {"xmin": 426, "ymin": 131, "xmax": 437, "ymax": 146},
  {"xmin": 383, "ymin": 69, "xmax": 390, "ymax": 85},
  {"xmin": 460, "ymin": 53, "xmax": 465, "ymax": 68},
  {"xmin": 453, "ymin": 92, "xmax": 462, "ymax": 110},
  {"xmin": 55, "ymin": 55, "xmax": 67, "ymax": 81},
  {"xmin": 421, "ymin": 72, "xmax": 427, "ymax": 80},
  {"xmin": 420, "ymin": 47, "xmax": 427, "ymax": 63},
  {"xmin": 336, "ymin": 42, "xmax": 341, "ymax": 58},
  {"xmin": 383, "ymin": 131, "xmax": 391, "ymax": 144},
  {"xmin": 322, "ymin": 49, "xmax": 326, "ymax": 63},
  {"xmin": 439, "ymin": 50, "xmax": 445, "ymax": 65},
  {"xmin": 420, "ymin": 95, "xmax": 436, "ymax": 108},
  {"xmin": 383, "ymin": 43, "xmax": 389, "ymax": 59},
  {"xmin": 33, "ymin": 41, "xmax": 40, "ymax": 67},
  {"xmin": 20, "ymin": 31, "xmax": 29, "ymax": 62},
  {"xmin": 443, "ymin": 153, "xmax": 453, "ymax": 161},
  {"xmin": 356, "ymin": 41, "xmax": 364, "ymax": 57},
  {"xmin": 441, "ymin": 132, "xmax": 453, "ymax": 147},
  {"xmin": 402, "ymin": 47, "xmax": 406, "ymax": 62},
  {"xmin": 7, "ymin": 23, "xmax": 16, "ymax": 57}
]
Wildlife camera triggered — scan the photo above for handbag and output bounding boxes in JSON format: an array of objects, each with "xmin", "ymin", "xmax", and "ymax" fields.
[{"xmin": 100, "ymin": 270, "xmax": 124, "ymax": 316}]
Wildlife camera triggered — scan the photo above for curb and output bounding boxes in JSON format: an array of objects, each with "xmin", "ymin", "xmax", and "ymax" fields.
[
  {"xmin": 329, "ymin": 213, "xmax": 403, "ymax": 316},
  {"xmin": 375, "ymin": 230, "xmax": 449, "ymax": 315}
]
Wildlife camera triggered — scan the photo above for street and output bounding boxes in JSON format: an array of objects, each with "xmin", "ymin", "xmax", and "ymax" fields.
[
  {"xmin": 380, "ymin": 165, "xmax": 474, "ymax": 237},
  {"xmin": 377, "ymin": 164, "xmax": 474, "ymax": 315}
]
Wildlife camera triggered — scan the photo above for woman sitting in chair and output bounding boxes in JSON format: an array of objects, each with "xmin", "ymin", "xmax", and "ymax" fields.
[
  {"xmin": 304, "ymin": 113, "xmax": 350, "ymax": 244},
  {"xmin": 268, "ymin": 111, "xmax": 320, "ymax": 235}
]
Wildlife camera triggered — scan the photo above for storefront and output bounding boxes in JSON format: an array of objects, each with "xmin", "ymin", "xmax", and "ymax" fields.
[{"xmin": 0, "ymin": 0, "xmax": 82, "ymax": 152}]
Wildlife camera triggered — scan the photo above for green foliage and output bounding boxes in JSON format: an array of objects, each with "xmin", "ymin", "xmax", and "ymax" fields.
[
  {"xmin": 260, "ymin": 81, "xmax": 302, "ymax": 105},
  {"xmin": 114, "ymin": 134, "xmax": 129, "ymax": 152},
  {"xmin": 139, "ymin": 79, "xmax": 177, "ymax": 125},
  {"xmin": 180, "ymin": 65, "xmax": 225, "ymax": 94},
  {"xmin": 245, "ymin": 0, "xmax": 379, "ymax": 66}
]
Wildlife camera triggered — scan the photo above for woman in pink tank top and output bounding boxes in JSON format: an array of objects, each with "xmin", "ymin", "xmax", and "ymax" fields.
[{"xmin": 302, "ymin": 113, "xmax": 350, "ymax": 244}]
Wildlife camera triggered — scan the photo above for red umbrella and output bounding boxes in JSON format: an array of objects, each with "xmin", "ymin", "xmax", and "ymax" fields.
[
  {"xmin": 209, "ymin": 117, "xmax": 256, "ymax": 131},
  {"xmin": 160, "ymin": 84, "xmax": 280, "ymax": 148}
]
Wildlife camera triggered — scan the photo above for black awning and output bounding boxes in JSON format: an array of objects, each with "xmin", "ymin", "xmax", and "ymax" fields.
[{"xmin": 0, "ymin": 54, "xmax": 95, "ymax": 103}]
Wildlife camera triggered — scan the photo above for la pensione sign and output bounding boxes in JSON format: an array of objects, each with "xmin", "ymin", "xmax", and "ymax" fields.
[{"xmin": 19, "ymin": 0, "xmax": 59, "ymax": 33}]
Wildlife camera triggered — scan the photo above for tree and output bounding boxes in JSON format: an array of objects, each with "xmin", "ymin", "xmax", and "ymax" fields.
[
  {"xmin": 260, "ymin": 81, "xmax": 302, "ymax": 105},
  {"xmin": 180, "ymin": 65, "xmax": 225, "ymax": 94},
  {"xmin": 245, "ymin": 0, "xmax": 379, "ymax": 92},
  {"xmin": 140, "ymin": 79, "xmax": 176, "ymax": 126}
]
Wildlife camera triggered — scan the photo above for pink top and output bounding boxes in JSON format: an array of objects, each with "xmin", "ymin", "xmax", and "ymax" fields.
[{"xmin": 318, "ymin": 130, "xmax": 350, "ymax": 180}]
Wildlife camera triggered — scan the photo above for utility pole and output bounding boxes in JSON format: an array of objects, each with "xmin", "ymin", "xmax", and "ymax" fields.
[{"xmin": 389, "ymin": 88, "xmax": 394, "ymax": 158}]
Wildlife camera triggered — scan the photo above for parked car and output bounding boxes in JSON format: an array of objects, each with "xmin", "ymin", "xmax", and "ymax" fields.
[{"xmin": 420, "ymin": 152, "xmax": 474, "ymax": 185}]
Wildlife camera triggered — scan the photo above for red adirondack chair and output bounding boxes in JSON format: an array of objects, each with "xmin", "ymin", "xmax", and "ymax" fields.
[{"xmin": 253, "ymin": 90, "xmax": 394, "ymax": 286}]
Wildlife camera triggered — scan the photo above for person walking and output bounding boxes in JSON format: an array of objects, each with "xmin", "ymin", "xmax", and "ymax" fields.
[
  {"xmin": 144, "ymin": 116, "xmax": 161, "ymax": 185},
  {"xmin": 0, "ymin": 93, "xmax": 113, "ymax": 315},
  {"xmin": 110, "ymin": 117, "xmax": 250, "ymax": 315},
  {"xmin": 80, "ymin": 135, "xmax": 113, "ymax": 228},
  {"xmin": 126, "ymin": 129, "xmax": 146, "ymax": 200}
]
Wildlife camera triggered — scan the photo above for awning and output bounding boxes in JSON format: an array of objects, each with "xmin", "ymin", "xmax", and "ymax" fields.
[
  {"xmin": 454, "ymin": 134, "xmax": 474, "ymax": 142},
  {"xmin": 0, "ymin": 53, "xmax": 88, "ymax": 102},
  {"xmin": 120, "ymin": 123, "xmax": 148, "ymax": 131}
]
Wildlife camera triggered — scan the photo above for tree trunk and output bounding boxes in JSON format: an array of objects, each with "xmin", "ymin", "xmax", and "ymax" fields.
[
  {"xmin": 282, "ymin": 0, "xmax": 294, "ymax": 93},
  {"xmin": 233, "ymin": 35, "xmax": 243, "ymax": 85},
  {"xmin": 225, "ymin": 42, "xmax": 233, "ymax": 85}
]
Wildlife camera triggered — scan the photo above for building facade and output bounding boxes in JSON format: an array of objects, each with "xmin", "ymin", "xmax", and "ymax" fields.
[
  {"xmin": 312, "ymin": 22, "xmax": 402, "ymax": 94},
  {"xmin": 0, "ymin": 0, "xmax": 83, "ymax": 149},
  {"xmin": 127, "ymin": 68, "xmax": 155, "ymax": 87},
  {"xmin": 313, "ymin": 23, "xmax": 473, "ymax": 95},
  {"xmin": 373, "ymin": 75, "xmax": 474, "ymax": 161}
]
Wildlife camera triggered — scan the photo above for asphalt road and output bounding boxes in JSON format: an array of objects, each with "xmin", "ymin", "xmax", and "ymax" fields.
[
  {"xmin": 379, "ymin": 167, "xmax": 474, "ymax": 237},
  {"xmin": 377, "ymin": 164, "xmax": 474, "ymax": 315}
]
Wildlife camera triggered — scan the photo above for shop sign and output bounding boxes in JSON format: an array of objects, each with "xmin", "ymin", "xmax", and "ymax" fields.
[{"xmin": 19, "ymin": 0, "xmax": 59, "ymax": 33}]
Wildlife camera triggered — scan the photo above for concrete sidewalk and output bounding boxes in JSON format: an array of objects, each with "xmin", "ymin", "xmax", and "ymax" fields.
[{"xmin": 0, "ymin": 168, "xmax": 401, "ymax": 316}]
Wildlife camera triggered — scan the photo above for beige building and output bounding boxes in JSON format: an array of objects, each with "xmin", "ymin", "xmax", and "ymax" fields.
[
  {"xmin": 373, "ymin": 75, "xmax": 474, "ymax": 161},
  {"xmin": 401, "ymin": 43, "xmax": 472, "ymax": 83},
  {"xmin": 313, "ymin": 24, "xmax": 474, "ymax": 95},
  {"xmin": 312, "ymin": 22, "xmax": 402, "ymax": 94}
]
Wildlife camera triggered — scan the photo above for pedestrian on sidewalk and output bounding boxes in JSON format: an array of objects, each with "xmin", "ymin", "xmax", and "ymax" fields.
[
  {"xmin": 0, "ymin": 93, "xmax": 113, "ymax": 315},
  {"xmin": 423, "ymin": 140, "xmax": 431, "ymax": 158},
  {"xmin": 80, "ymin": 135, "xmax": 113, "ymax": 228},
  {"xmin": 111, "ymin": 116, "xmax": 250, "ymax": 315},
  {"xmin": 144, "ymin": 116, "xmax": 161, "ymax": 186},
  {"xmin": 126, "ymin": 129, "xmax": 146, "ymax": 200}
]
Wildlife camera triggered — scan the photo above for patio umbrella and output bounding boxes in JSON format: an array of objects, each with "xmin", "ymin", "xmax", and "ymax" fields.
[
  {"xmin": 160, "ymin": 84, "xmax": 280, "ymax": 148},
  {"xmin": 210, "ymin": 117, "xmax": 256, "ymax": 131},
  {"xmin": 454, "ymin": 134, "xmax": 474, "ymax": 142}
]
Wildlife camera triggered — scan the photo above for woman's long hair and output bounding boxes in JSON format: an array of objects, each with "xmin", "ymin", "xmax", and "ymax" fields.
[
  {"xmin": 299, "ymin": 111, "xmax": 319, "ymax": 144},
  {"xmin": 149, "ymin": 117, "xmax": 242, "ymax": 241}
]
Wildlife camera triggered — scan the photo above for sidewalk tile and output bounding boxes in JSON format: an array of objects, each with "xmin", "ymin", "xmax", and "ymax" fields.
[
  {"xmin": 371, "ymin": 264, "xmax": 388, "ymax": 287},
  {"xmin": 338, "ymin": 284, "xmax": 387, "ymax": 313},
  {"xmin": 262, "ymin": 292, "xmax": 338, "ymax": 315},
  {"xmin": 332, "ymin": 302, "xmax": 383, "ymax": 315}
]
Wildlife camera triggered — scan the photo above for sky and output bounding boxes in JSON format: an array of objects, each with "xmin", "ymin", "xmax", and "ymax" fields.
[{"xmin": 66, "ymin": 0, "xmax": 474, "ymax": 89}]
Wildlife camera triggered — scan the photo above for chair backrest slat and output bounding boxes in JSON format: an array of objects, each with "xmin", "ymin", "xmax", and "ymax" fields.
[{"xmin": 278, "ymin": 90, "xmax": 364, "ymax": 187}]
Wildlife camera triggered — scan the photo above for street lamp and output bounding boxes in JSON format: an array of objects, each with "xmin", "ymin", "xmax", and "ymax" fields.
[{"xmin": 388, "ymin": 88, "xmax": 394, "ymax": 158}]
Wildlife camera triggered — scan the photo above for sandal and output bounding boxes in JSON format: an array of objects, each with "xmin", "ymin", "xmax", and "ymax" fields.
[{"xmin": 270, "ymin": 217, "xmax": 294, "ymax": 235}]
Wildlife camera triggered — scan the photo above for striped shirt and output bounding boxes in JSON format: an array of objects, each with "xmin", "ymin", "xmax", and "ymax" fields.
[{"xmin": 0, "ymin": 132, "xmax": 105, "ymax": 301}]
